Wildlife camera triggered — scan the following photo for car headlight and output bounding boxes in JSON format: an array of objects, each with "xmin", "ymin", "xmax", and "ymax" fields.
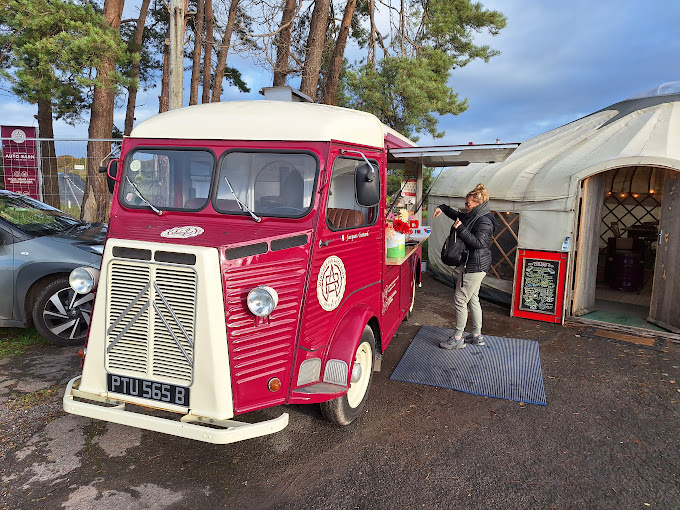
[
  {"xmin": 247, "ymin": 285, "xmax": 278, "ymax": 317},
  {"xmin": 69, "ymin": 267, "xmax": 100, "ymax": 294}
]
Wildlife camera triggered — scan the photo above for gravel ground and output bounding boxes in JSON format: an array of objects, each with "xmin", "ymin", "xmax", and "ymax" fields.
[{"xmin": 1, "ymin": 272, "xmax": 678, "ymax": 509}]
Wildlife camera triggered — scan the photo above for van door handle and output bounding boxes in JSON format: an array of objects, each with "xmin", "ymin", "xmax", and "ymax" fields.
[{"xmin": 319, "ymin": 239, "xmax": 332, "ymax": 247}]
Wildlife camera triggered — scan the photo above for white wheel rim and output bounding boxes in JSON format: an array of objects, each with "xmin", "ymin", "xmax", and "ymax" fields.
[{"xmin": 346, "ymin": 341, "xmax": 372, "ymax": 408}]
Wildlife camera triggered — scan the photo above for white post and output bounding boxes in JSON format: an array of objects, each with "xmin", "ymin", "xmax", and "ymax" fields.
[{"xmin": 168, "ymin": 0, "xmax": 186, "ymax": 110}]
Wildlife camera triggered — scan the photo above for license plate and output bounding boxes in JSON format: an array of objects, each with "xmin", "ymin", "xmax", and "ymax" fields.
[{"xmin": 107, "ymin": 374, "xmax": 190, "ymax": 407}]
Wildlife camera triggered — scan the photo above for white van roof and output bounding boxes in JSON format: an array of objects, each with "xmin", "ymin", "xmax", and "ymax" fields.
[{"xmin": 130, "ymin": 100, "xmax": 415, "ymax": 149}]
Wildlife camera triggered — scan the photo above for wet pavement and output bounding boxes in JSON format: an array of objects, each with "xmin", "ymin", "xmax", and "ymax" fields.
[{"xmin": 1, "ymin": 273, "xmax": 678, "ymax": 509}]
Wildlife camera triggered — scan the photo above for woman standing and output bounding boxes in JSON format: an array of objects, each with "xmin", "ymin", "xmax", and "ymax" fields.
[{"xmin": 432, "ymin": 184, "xmax": 496, "ymax": 349}]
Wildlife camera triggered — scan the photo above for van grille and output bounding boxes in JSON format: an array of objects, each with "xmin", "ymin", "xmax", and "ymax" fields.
[{"xmin": 106, "ymin": 259, "xmax": 196, "ymax": 386}]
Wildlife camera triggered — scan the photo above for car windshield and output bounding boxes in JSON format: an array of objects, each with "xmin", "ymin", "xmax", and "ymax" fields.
[{"xmin": 0, "ymin": 194, "xmax": 83, "ymax": 236}]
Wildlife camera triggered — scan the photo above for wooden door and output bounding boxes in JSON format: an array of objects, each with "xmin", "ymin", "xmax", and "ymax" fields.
[
  {"xmin": 648, "ymin": 170, "xmax": 680, "ymax": 332},
  {"xmin": 572, "ymin": 173, "xmax": 605, "ymax": 315}
]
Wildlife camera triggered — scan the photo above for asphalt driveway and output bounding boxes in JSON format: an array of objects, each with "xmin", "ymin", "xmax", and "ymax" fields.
[{"xmin": 1, "ymin": 273, "xmax": 678, "ymax": 509}]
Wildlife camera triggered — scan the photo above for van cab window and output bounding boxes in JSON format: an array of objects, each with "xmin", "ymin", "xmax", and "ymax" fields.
[
  {"xmin": 121, "ymin": 149, "xmax": 215, "ymax": 211},
  {"xmin": 216, "ymin": 151, "xmax": 317, "ymax": 217},
  {"xmin": 326, "ymin": 156, "xmax": 379, "ymax": 230}
]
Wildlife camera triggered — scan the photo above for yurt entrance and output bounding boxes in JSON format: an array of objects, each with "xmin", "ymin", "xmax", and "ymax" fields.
[{"xmin": 571, "ymin": 166, "xmax": 679, "ymax": 335}]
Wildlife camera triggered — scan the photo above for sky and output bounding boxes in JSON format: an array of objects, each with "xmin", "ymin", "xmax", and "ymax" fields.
[{"xmin": 1, "ymin": 0, "xmax": 679, "ymax": 148}]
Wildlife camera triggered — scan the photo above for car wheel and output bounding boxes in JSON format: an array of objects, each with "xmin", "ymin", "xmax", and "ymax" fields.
[
  {"xmin": 32, "ymin": 277, "xmax": 94, "ymax": 346},
  {"xmin": 320, "ymin": 325, "xmax": 375, "ymax": 426}
]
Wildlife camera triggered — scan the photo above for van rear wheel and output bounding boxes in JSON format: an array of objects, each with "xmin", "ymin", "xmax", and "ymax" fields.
[{"xmin": 320, "ymin": 326, "xmax": 375, "ymax": 426}]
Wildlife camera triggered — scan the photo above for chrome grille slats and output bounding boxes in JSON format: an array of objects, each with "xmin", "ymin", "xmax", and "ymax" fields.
[
  {"xmin": 107, "ymin": 263, "xmax": 150, "ymax": 372},
  {"xmin": 152, "ymin": 267, "xmax": 196, "ymax": 383},
  {"xmin": 105, "ymin": 253, "xmax": 197, "ymax": 387}
]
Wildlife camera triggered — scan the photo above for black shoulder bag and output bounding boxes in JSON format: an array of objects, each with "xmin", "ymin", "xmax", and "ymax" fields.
[{"xmin": 440, "ymin": 215, "xmax": 481, "ymax": 267}]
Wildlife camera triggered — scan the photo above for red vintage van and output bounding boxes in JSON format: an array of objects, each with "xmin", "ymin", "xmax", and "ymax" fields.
[{"xmin": 63, "ymin": 89, "xmax": 429, "ymax": 443}]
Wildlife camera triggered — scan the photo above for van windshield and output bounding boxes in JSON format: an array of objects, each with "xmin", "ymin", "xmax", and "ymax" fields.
[
  {"xmin": 121, "ymin": 149, "xmax": 215, "ymax": 211},
  {"xmin": 120, "ymin": 148, "xmax": 318, "ymax": 217},
  {"xmin": 215, "ymin": 151, "xmax": 317, "ymax": 217}
]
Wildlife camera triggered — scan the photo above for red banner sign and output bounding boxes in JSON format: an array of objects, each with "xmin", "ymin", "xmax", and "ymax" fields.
[{"xmin": 2, "ymin": 126, "xmax": 40, "ymax": 199}]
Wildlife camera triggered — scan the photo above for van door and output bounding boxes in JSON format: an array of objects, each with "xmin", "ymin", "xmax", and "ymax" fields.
[{"xmin": 294, "ymin": 146, "xmax": 383, "ymax": 388}]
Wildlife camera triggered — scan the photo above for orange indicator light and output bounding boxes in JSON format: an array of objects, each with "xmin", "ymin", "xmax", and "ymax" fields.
[{"xmin": 268, "ymin": 377, "xmax": 282, "ymax": 392}]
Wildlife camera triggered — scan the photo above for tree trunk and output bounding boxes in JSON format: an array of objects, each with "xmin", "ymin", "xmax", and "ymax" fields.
[
  {"xmin": 368, "ymin": 0, "xmax": 376, "ymax": 66},
  {"xmin": 400, "ymin": 0, "xmax": 406, "ymax": 56},
  {"xmin": 299, "ymin": 0, "xmax": 330, "ymax": 99},
  {"xmin": 202, "ymin": 0, "xmax": 213, "ymax": 103},
  {"xmin": 124, "ymin": 0, "xmax": 151, "ymax": 135},
  {"xmin": 168, "ymin": 0, "xmax": 186, "ymax": 110},
  {"xmin": 83, "ymin": 0, "xmax": 125, "ymax": 223},
  {"xmin": 273, "ymin": 0, "xmax": 296, "ymax": 86},
  {"xmin": 321, "ymin": 0, "xmax": 356, "ymax": 105},
  {"xmin": 36, "ymin": 99, "xmax": 60, "ymax": 209},
  {"xmin": 210, "ymin": 0, "xmax": 239, "ymax": 102},
  {"xmin": 189, "ymin": 0, "xmax": 204, "ymax": 105},
  {"xmin": 159, "ymin": 30, "xmax": 170, "ymax": 113}
]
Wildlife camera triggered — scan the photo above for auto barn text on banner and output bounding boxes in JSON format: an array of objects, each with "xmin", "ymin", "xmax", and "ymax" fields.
[{"xmin": 1, "ymin": 126, "xmax": 41, "ymax": 200}]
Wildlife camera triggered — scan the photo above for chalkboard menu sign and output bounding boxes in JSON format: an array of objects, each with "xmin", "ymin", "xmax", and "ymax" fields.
[{"xmin": 518, "ymin": 258, "xmax": 561, "ymax": 315}]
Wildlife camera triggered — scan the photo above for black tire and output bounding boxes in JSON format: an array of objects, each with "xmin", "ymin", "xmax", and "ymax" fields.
[
  {"xmin": 320, "ymin": 325, "xmax": 375, "ymax": 426},
  {"xmin": 32, "ymin": 277, "xmax": 94, "ymax": 346}
]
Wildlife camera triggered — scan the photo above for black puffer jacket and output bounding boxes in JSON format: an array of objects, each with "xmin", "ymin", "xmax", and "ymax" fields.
[{"xmin": 439, "ymin": 203, "xmax": 497, "ymax": 273}]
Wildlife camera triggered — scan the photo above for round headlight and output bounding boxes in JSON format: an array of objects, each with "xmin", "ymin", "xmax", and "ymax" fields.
[
  {"xmin": 69, "ymin": 267, "xmax": 99, "ymax": 294},
  {"xmin": 247, "ymin": 286, "xmax": 278, "ymax": 317}
]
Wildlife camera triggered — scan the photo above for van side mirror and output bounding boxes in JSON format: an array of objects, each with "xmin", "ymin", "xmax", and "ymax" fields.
[
  {"xmin": 106, "ymin": 159, "xmax": 120, "ymax": 194},
  {"xmin": 355, "ymin": 163, "xmax": 380, "ymax": 207}
]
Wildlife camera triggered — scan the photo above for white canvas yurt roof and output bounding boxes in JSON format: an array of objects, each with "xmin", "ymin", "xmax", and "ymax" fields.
[
  {"xmin": 428, "ymin": 84, "xmax": 680, "ymax": 298},
  {"xmin": 430, "ymin": 86, "xmax": 680, "ymax": 252}
]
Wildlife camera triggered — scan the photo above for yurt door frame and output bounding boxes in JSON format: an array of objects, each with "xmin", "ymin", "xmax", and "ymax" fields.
[{"xmin": 570, "ymin": 167, "xmax": 680, "ymax": 333}]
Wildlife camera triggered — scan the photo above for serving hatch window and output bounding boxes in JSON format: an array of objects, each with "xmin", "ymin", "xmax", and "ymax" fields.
[
  {"xmin": 121, "ymin": 149, "xmax": 215, "ymax": 211},
  {"xmin": 215, "ymin": 151, "xmax": 317, "ymax": 217}
]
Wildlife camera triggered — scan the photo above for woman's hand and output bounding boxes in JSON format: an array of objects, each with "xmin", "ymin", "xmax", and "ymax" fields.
[
  {"xmin": 432, "ymin": 207, "xmax": 443, "ymax": 218},
  {"xmin": 453, "ymin": 219, "xmax": 462, "ymax": 229}
]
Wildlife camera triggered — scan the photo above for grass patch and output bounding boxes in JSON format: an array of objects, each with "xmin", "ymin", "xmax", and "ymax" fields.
[
  {"xmin": 13, "ymin": 387, "xmax": 58, "ymax": 409},
  {"xmin": 0, "ymin": 328, "xmax": 48, "ymax": 359}
]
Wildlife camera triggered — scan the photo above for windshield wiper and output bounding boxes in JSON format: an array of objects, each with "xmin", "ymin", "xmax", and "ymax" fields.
[
  {"xmin": 125, "ymin": 177, "xmax": 162, "ymax": 216},
  {"xmin": 223, "ymin": 176, "xmax": 261, "ymax": 223},
  {"xmin": 60, "ymin": 222, "xmax": 87, "ymax": 234}
]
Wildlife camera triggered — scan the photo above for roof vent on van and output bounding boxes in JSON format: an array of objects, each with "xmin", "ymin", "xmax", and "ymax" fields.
[{"xmin": 259, "ymin": 86, "xmax": 314, "ymax": 103}]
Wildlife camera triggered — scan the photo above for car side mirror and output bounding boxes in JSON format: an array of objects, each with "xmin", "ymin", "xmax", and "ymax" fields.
[{"xmin": 355, "ymin": 163, "xmax": 380, "ymax": 207}]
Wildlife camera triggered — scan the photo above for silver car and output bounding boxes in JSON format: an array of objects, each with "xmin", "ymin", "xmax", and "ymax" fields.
[{"xmin": 0, "ymin": 190, "xmax": 105, "ymax": 346}]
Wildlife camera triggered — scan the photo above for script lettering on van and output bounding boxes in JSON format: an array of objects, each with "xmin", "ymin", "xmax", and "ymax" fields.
[
  {"xmin": 107, "ymin": 374, "xmax": 190, "ymax": 407},
  {"xmin": 340, "ymin": 231, "xmax": 369, "ymax": 242}
]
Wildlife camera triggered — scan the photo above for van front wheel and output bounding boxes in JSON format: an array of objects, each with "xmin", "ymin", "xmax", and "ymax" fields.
[{"xmin": 320, "ymin": 326, "xmax": 375, "ymax": 426}]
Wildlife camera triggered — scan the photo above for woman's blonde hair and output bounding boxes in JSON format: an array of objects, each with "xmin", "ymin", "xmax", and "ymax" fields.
[{"xmin": 467, "ymin": 183, "xmax": 490, "ymax": 204}]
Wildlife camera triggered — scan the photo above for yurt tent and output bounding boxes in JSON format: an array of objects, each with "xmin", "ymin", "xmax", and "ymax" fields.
[{"xmin": 427, "ymin": 83, "xmax": 680, "ymax": 335}]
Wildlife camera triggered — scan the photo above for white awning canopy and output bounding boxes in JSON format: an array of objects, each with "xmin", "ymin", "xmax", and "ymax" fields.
[{"xmin": 388, "ymin": 144, "xmax": 519, "ymax": 167}]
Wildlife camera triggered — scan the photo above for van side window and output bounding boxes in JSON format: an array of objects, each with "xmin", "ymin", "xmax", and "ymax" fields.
[{"xmin": 326, "ymin": 156, "xmax": 378, "ymax": 230}]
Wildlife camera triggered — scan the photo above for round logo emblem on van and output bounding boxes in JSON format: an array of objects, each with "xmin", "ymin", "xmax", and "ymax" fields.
[
  {"xmin": 317, "ymin": 256, "xmax": 346, "ymax": 312},
  {"xmin": 160, "ymin": 226, "xmax": 205, "ymax": 238}
]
